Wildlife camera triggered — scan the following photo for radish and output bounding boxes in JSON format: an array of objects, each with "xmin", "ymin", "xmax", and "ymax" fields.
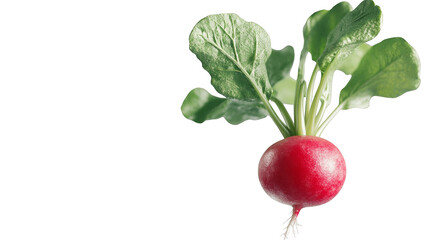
[
  {"xmin": 258, "ymin": 136, "xmax": 346, "ymax": 236},
  {"xmin": 182, "ymin": 0, "xmax": 420, "ymax": 238}
]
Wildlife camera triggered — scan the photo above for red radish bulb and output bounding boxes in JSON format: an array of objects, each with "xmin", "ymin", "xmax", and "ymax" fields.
[{"xmin": 258, "ymin": 136, "xmax": 346, "ymax": 237}]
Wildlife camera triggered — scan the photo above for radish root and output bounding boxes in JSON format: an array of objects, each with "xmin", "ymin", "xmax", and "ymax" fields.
[{"xmin": 283, "ymin": 206, "xmax": 301, "ymax": 239}]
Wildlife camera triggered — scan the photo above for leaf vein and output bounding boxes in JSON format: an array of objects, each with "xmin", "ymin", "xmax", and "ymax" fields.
[
  {"xmin": 204, "ymin": 39, "xmax": 256, "ymax": 87},
  {"xmin": 250, "ymin": 33, "xmax": 258, "ymax": 76}
]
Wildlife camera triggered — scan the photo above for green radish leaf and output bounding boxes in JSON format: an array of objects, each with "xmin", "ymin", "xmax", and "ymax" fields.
[
  {"xmin": 181, "ymin": 88, "xmax": 227, "ymax": 123},
  {"xmin": 336, "ymin": 43, "xmax": 371, "ymax": 75},
  {"xmin": 266, "ymin": 45, "xmax": 296, "ymax": 105},
  {"xmin": 181, "ymin": 88, "xmax": 268, "ymax": 124},
  {"xmin": 224, "ymin": 99, "xmax": 268, "ymax": 124},
  {"xmin": 318, "ymin": 0, "xmax": 382, "ymax": 72},
  {"xmin": 189, "ymin": 14, "xmax": 272, "ymax": 100},
  {"xmin": 273, "ymin": 76, "xmax": 296, "ymax": 105},
  {"xmin": 340, "ymin": 38, "xmax": 420, "ymax": 109},
  {"xmin": 266, "ymin": 45, "xmax": 294, "ymax": 86},
  {"xmin": 303, "ymin": 2, "xmax": 352, "ymax": 61}
]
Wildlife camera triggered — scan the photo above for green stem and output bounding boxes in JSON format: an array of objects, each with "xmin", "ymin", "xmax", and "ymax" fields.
[
  {"xmin": 305, "ymin": 65, "xmax": 319, "ymax": 122},
  {"xmin": 306, "ymin": 65, "xmax": 334, "ymax": 135},
  {"xmin": 316, "ymin": 102, "xmax": 345, "ymax": 136},
  {"xmin": 315, "ymin": 100, "xmax": 327, "ymax": 127},
  {"xmin": 294, "ymin": 50, "xmax": 308, "ymax": 132},
  {"xmin": 255, "ymin": 91, "xmax": 289, "ymax": 138},
  {"xmin": 296, "ymin": 82, "xmax": 306, "ymax": 136},
  {"xmin": 315, "ymin": 73, "xmax": 334, "ymax": 130},
  {"xmin": 257, "ymin": 91, "xmax": 289, "ymax": 138},
  {"xmin": 297, "ymin": 50, "xmax": 307, "ymax": 82},
  {"xmin": 271, "ymin": 97, "xmax": 295, "ymax": 135}
]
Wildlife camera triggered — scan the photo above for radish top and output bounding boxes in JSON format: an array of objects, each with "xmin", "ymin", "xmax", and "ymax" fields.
[{"xmin": 181, "ymin": 0, "xmax": 420, "ymax": 138}]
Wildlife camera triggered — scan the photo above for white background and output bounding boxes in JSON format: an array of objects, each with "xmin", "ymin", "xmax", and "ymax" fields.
[{"xmin": 0, "ymin": 0, "xmax": 427, "ymax": 239}]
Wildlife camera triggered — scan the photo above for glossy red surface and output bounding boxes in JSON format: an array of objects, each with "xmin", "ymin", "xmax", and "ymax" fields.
[{"xmin": 258, "ymin": 136, "xmax": 346, "ymax": 208}]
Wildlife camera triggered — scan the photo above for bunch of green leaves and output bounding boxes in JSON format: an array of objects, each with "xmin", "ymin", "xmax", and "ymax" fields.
[{"xmin": 181, "ymin": 0, "xmax": 420, "ymax": 138}]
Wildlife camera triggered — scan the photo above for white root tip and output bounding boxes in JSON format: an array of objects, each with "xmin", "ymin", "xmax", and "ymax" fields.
[{"xmin": 282, "ymin": 207, "xmax": 301, "ymax": 240}]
